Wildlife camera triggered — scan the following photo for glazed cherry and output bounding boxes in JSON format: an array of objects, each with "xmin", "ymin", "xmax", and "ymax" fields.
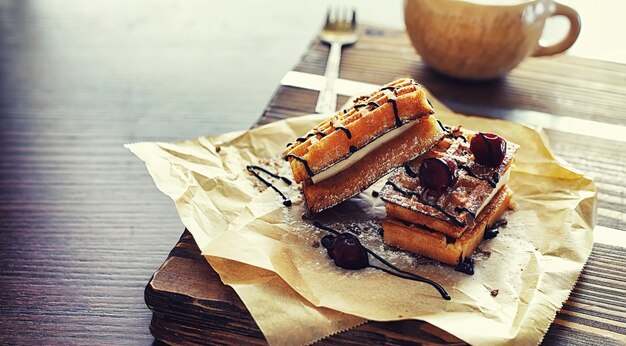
[
  {"xmin": 418, "ymin": 157, "xmax": 458, "ymax": 190},
  {"xmin": 470, "ymin": 132, "xmax": 507, "ymax": 167},
  {"xmin": 321, "ymin": 233, "xmax": 369, "ymax": 270}
]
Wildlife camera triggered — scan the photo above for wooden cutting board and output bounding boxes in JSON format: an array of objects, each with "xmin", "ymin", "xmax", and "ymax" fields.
[{"xmin": 146, "ymin": 25, "xmax": 626, "ymax": 345}]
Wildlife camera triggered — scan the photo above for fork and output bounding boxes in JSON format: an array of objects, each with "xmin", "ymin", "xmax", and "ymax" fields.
[{"xmin": 315, "ymin": 8, "xmax": 358, "ymax": 114}]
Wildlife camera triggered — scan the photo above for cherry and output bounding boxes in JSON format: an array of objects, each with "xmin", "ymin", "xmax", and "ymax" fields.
[
  {"xmin": 418, "ymin": 157, "xmax": 458, "ymax": 190},
  {"xmin": 321, "ymin": 233, "xmax": 369, "ymax": 270},
  {"xmin": 470, "ymin": 132, "xmax": 507, "ymax": 167}
]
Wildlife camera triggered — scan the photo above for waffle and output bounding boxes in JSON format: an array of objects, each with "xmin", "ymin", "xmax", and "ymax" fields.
[
  {"xmin": 383, "ymin": 186, "xmax": 512, "ymax": 265},
  {"xmin": 303, "ymin": 115, "xmax": 444, "ymax": 213},
  {"xmin": 380, "ymin": 127, "xmax": 519, "ymax": 265},
  {"xmin": 283, "ymin": 78, "xmax": 436, "ymax": 183},
  {"xmin": 282, "ymin": 78, "xmax": 445, "ymax": 213}
]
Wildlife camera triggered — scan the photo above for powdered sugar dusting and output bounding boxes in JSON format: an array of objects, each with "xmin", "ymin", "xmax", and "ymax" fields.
[{"xmin": 247, "ymin": 157, "xmax": 443, "ymax": 275}]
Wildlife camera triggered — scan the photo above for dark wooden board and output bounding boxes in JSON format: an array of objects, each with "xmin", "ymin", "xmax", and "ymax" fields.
[
  {"xmin": 144, "ymin": 26, "xmax": 626, "ymax": 345},
  {"xmin": 2, "ymin": 2, "xmax": 625, "ymax": 345},
  {"xmin": 147, "ymin": 231, "xmax": 626, "ymax": 345}
]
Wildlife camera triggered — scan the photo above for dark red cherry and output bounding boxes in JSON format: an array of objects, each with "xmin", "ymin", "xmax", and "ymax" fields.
[
  {"xmin": 321, "ymin": 233, "xmax": 369, "ymax": 270},
  {"xmin": 470, "ymin": 132, "xmax": 507, "ymax": 167},
  {"xmin": 418, "ymin": 157, "xmax": 458, "ymax": 190}
]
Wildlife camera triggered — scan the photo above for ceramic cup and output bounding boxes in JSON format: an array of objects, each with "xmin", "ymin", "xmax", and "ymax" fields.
[{"xmin": 404, "ymin": 0, "xmax": 581, "ymax": 80}]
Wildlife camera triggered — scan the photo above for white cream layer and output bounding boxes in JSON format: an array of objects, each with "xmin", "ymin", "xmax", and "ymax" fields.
[
  {"xmin": 475, "ymin": 167, "xmax": 511, "ymax": 217},
  {"xmin": 311, "ymin": 122, "xmax": 416, "ymax": 184}
]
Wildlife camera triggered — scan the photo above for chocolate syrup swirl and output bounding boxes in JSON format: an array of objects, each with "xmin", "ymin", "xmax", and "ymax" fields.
[
  {"xmin": 403, "ymin": 163, "xmax": 418, "ymax": 178},
  {"xmin": 453, "ymin": 134, "xmax": 468, "ymax": 142},
  {"xmin": 430, "ymin": 204, "xmax": 464, "ymax": 227},
  {"xmin": 483, "ymin": 227, "xmax": 499, "ymax": 240},
  {"xmin": 387, "ymin": 98, "xmax": 402, "ymax": 127},
  {"xmin": 248, "ymin": 165, "xmax": 292, "ymax": 185},
  {"xmin": 484, "ymin": 219, "xmax": 507, "ymax": 240},
  {"xmin": 354, "ymin": 101, "xmax": 380, "ymax": 111},
  {"xmin": 455, "ymin": 257, "xmax": 474, "ymax": 275},
  {"xmin": 454, "ymin": 207, "xmax": 476, "ymax": 219},
  {"xmin": 334, "ymin": 125, "xmax": 352, "ymax": 139},
  {"xmin": 459, "ymin": 165, "xmax": 497, "ymax": 188},
  {"xmin": 349, "ymin": 146, "xmax": 358, "ymax": 153},
  {"xmin": 313, "ymin": 222, "xmax": 451, "ymax": 300},
  {"xmin": 385, "ymin": 181, "xmax": 421, "ymax": 200},
  {"xmin": 246, "ymin": 165, "xmax": 292, "ymax": 206},
  {"xmin": 287, "ymin": 132, "xmax": 326, "ymax": 148},
  {"xmin": 380, "ymin": 86, "xmax": 397, "ymax": 92},
  {"xmin": 427, "ymin": 98, "xmax": 434, "ymax": 110},
  {"xmin": 436, "ymin": 119, "xmax": 451, "ymax": 134},
  {"xmin": 385, "ymin": 181, "xmax": 465, "ymax": 227},
  {"xmin": 492, "ymin": 172, "xmax": 500, "ymax": 184},
  {"xmin": 367, "ymin": 101, "xmax": 380, "ymax": 109},
  {"xmin": 284, "ymin": 154, "xmax": 315, "ymax": 177}
]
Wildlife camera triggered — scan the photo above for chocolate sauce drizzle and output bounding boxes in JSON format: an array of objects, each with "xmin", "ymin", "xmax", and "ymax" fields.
[
  {"xmin": 380, "ymin": 86, "xmax": 397, "ymax": 92},
  {"xmin": 287, "ymin": 131, "xmax": 326, "ymax": 148},
  {"xmin": 385, "ymin": 181, "xmax": 421, "ymax": 200},
  {"xmin": 436, "ymin": 119, "xmax": 451, "ymax": 134},
  {"xmin": 313, "ymin": 222, "xmax": 451, "ymax": 300},
  {"xmin": 459, "ymin": 165, "xmax": 497, "ymax": 188},
  {"xmin": 387, "ymin": 98, "xmax": 402, "ymax": 127},
  {"xmin": 385, "ymin": 181, "xmax": 465, "ymax": 227},
  {"xmin": 453, "ymin": 134, "xmax": 468, "ymax": 142},
  {"xmin": 454, "ymin": 207, "xmax": 476, "ymax": 219},
  {"xmin": 367, "ymin": 101, "xmax": 380, "ymax": 109},
  {"xmin": 484, "ymin": 219, "xmax": 507, "ymax": 240},
  {"xmin": 483, "ymin": 227, "xmax": 499, "ymax": 240},
  {"xmin": 349, "ymin": 146, "xmax": 358, "ymax": 153},
  {"xmin": 284, "ymin": 154, "xmax": 315, "ymax": 177},
  {"xmin": 430, "ymin": 204, "xmax": 464, "ymax": 227},
  {"xmin": 246, "ymin": 165, "xmax": 292, "ymax": 206},
  {"xmin": 403, "ymin": 163, "xmax": 418, "ymax": 178},
  {"xmin": 455, "ymin": 257, "xmax": 474, "ymax": 275},
  {"xmin": 334, "ymin": 125, "xmax": 352, "ymax": 139},
  {"xmin": 427, "ymin": 98, "xmax": 434, "ymax": 109}
]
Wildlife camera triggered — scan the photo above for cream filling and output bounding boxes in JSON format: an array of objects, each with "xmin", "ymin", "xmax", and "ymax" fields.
[
  {"xmin": 475, "ymin": 167, "xmax": 511, "ymax": 217},
  {"xmin": 311, "ymin": 122, "xmax": 416, "ymax": 184}
]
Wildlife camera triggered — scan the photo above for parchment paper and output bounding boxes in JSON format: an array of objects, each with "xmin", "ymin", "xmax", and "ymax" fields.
[{"xmin": 127, "ymin": 99, "xmax": 596, "ymax": 345}]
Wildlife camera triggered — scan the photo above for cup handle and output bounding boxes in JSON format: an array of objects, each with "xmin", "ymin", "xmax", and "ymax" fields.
[{"xmin": 532, "ymin": 2, "xmax": 581, "ymax": 57}]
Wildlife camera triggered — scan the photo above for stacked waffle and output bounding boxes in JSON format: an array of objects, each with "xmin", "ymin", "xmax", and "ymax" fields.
[
  {"xmin": 380, "ymin": 127, "xmax": 519, "ymax": 267},
  {"xmin": 283, "ymin": 78, "xmax": 519, "ymax": 269},
  {"xmin": 283, "ymin": 78, "xmax": 445, "ymax": 213}
]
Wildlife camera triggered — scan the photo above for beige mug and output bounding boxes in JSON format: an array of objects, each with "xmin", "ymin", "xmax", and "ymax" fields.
[{"xmin": 404, "ymin": 0, "xmax": 582, "ymax": 80}]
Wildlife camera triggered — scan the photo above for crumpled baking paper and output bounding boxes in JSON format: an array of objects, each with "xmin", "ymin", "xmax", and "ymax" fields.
[{"xmin": 127, "ymin": 98, "xmax": 595, "ymax": 345}]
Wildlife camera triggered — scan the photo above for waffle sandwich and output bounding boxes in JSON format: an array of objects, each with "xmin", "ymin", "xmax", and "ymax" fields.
[
  {"xmin": 283, "ymin": 78, "xmax": 445, "ymax": 213},
  {"xmin": 380, "ymin": 127, "xmax": 519, "ymax": 268}
]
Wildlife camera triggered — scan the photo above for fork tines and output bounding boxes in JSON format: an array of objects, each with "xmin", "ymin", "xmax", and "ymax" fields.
[{"xmin": 325, "ymin": 7, "xmax": 357, "ymax": 30}]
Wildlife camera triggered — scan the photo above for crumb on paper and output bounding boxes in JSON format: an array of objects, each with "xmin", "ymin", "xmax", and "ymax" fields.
[
  {"xmin": 491, "ymin": 289, "xmax": 499, "ymax": 297},
  {"xmin": 215, "ymin": 146, "xmax": 221, "ymax": 153}
]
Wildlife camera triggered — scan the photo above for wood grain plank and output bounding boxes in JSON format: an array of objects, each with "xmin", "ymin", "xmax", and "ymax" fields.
[
  {"xmin": 145, "ymin": 230, "xmax": 626, "ymax": 345},
  {"xmin": 144, "ymin": 24, "xmax": 626, "ymax": 346},
  {"xmin": 1, "ymin": 1, "xmax": 624, "ymax": 344}
]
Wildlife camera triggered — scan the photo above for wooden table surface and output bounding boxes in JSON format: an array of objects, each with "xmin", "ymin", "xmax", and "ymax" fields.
[{"xmin": 1, "ymin": 1, "xmax": 625, "ymax": 345}]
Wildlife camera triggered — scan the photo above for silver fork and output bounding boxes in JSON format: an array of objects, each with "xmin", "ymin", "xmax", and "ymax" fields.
[{"xmin": 315, "ymin": 8, "xmax": 358, "ymax": 114}]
